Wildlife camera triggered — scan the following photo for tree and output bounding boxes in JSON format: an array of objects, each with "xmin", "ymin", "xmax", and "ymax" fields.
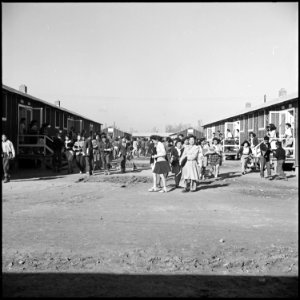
[
  {"xmin": 165, "ymin": 123, "xmax": 192, "ymax": 133},
  {"xmin": 151, "ymin": 126, "xmax": 159, "ymax": 133}
]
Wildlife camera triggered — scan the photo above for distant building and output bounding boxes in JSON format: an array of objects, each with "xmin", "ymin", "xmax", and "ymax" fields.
[
  {"xmin": 132, "ymin": 132, "xmax": 172, "ymax": 139},
  {"xmin": 102, "ymin": 126, "xmax": 132, "ymax": 139},
  {"xmin": 169, "ymin": 127, "xmax": 204, "ymax": 139}
]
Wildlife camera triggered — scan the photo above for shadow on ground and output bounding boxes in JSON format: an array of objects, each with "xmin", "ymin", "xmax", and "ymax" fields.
[{"xmin": 2, "ymin": 273, "xmax": 298, "ymax": 297}]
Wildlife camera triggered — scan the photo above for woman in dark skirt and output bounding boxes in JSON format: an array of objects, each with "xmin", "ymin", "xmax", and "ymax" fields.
[
  {"xmin": 148, "ymin": 135, "xmax": 171, "ymax": 193},
  {"xmin": 205, "ymin": 137, "xmax": 223, "ymax": 178}
]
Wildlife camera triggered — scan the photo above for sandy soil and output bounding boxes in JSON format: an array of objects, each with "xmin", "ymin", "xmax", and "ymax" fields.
[{"xmin": 2, "ymin": 159, "xmax": 298, "ymax": 297}]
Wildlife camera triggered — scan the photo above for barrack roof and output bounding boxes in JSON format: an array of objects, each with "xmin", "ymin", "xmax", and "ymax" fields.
[
  {"xmin": 203, "ymin": 93, "xmax": 298, "ymax": 127},
  {"xmin": 2, "ymin": 84, "xmax": 103, "ymax": 125}
]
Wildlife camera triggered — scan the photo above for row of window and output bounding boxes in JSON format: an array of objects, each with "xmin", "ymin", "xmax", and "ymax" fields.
[
  {"xmin": 2, "ymin": 94, "xmax": 98, "ymax": 133},
  {"xmin": 238, "ymin": 111, "xmax": 265, "ymax": 132},
  {"xmin": 206, "ymin": 111, "xmax": 266, "ymax": 137}
]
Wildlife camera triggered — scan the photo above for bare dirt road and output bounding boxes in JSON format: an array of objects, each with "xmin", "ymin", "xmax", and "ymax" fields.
[{"xmin": 2, "ymin": 159, "xmax": 298, "ymax": 297}]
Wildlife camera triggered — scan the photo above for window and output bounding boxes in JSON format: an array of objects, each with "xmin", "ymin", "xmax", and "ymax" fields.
[
  {"xmin": 258, "ymin": 110, "xmax": 265, "ymax": 130},
  {"xmin": 2, "ymin": 93, "xmax": 7, "ymax": 121},
  {"xmin": 45, "ymin": 107, "xmax": 51, "ymax": 123},
  {"xmin": 55, "ymin": 110, "xmax": 60, "ymax": 128},
  {"xmin": 63, "ymin": 113, "xmax": 68, "ymax": 130},
  {"xmin": 248, "ymin": 114, "xmax": 254, "ymax": 131},
  {"xmin": 89, "ymin": 123, "xmax": 94, "ymax": 132},
  {"xmin": 240, "ymin": 117, "xmax": 245, "ymax": 132}
]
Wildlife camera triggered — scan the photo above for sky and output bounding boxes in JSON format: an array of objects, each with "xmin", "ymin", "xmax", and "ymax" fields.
[{"xmin": 2, "ymin": 2, "xmax": 298, "ymax": 132}]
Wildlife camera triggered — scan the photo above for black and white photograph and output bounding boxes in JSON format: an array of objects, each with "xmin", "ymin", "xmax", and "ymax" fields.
[{"xmin": 2, "ymin": 2, "xmax": 298, "ymax": 297}]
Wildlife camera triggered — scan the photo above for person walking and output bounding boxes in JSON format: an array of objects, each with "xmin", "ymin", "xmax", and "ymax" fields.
[
  {"xmin": 52, "ymin": 131, "xmax": 65, "ymax": 172},
  {"xmin": 64, "ymin": 134, "xmax": 74, "ymax": 174},
  {"xmin": 2, "ymin": 134, "xmax": 15, "ymax": 183},
  {"xmin": 83, "ymin": 131, "xmax": 94, "ymax": 176},
  {"xmin": 273, "ymin": 141, "xmax": 288, "ymax": 180},
  {"xmin": 118, "ymin": 136, "xmax": 130, "ymax": 173},
  {"xmin": 259, "ymin": 136, "xmax": 272, "ymax": 179},
  {"xmin": 170, "ymin": 138, "xmax": 184, "ymax": 188},
  {"xmin": 148, "ymin": 135, "xmax": 170, "ymax": 193},
  {"xmin": 92, "ymin": 134, "xmax": 101, "ymax": 172},
  {"xmin": 249, "ymin": 132, "xmax": 260, "ymax": 170},
  {"xmin": 237, "ymin": 140, "xmax": 253, "ymax": 175},
  {"xmin": 100, "ymin": 135, "xmax": 113, "ymax": 175},
  {"xmin": 73, "ymin": 134, "xmax": 85, "ymax": 174},
  {"xmin": 205, "ymin": 138, "xmax": 223, "ymax": 179},
  {"xmin": 180, "ymin": 135, "xmax": 201, "ymax": 192},
  {"xmin": 198, "ymin": 138, "xmax": 209, "ymax": 180}
]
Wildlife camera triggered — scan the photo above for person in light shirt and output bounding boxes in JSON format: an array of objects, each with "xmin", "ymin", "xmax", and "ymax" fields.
[
  {"xmin": 148, "ymin": 135, "xmax": 171, "ymax": 193},
  {"xmin": 2, "ymin": 134, "xmax": 15, "ymax": 183}
]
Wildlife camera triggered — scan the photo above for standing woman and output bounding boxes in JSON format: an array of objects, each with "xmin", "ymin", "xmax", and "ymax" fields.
[
  {"xmin": 103, "ymin": 136, "xmax": 114, "ymax": 175},
  {"xmin": 249, "ymin": 132, "xmax": 260, "ymax": 170},
  {"xmin": 148, "ymin": 135, "xmax": 170, "ymax": 193},
  {"xmin": 170, "ymin": 138, "xmax": 184, "ymax": 188},
  {"xmin": 73, "ymin": 134, "xmax": 85, "ymax": 174},
  {"xmin": 198, "ymin": 138, "xmax": 209, "ymax": 180},
  {"xmin": 64, "ymin": 134, "xmax": 74, "ymax": 174},
  {"xmin": 237, "ymin": 140, "xmax": 253, "ymax": 175},
  {"xmin": 92, "ymin": 134, "xmax": 101, "ymax": 172},
  {"xmin": 206, "ymin": 137, "xmax": 223, "ymax": 179},
  {"xmin": 180, "ymin": 135, "xmax": 201, "ymax": 192}
]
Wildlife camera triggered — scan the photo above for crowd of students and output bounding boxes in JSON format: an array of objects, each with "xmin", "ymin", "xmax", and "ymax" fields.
[{"xmin": 2, "ymin": 121, "xmax": 294, "ymax": 185}]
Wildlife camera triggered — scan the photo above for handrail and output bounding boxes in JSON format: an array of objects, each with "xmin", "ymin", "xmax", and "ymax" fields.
[{"xmin": 17, "ymin": 134, "xmax": 54, "ymax": 155}]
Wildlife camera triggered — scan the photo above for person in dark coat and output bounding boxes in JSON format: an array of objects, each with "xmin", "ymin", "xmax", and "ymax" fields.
[
  {"xmin": 273, "ymin": 141, "xmax": 288, "ymax": 180},
  {"xmin": 170, "ymin": 138, "xmax": 184, "ymax": 188},
  {"xmin": 83, "ymin": 131, "xmax": 94, "ymax": 176},
  {"xmin": 52, "ymin": 131, "xmax": 65, "ymax": 172},
  {"xmin": 118, "ymin": 136, "xmax": 131, "ymax": 173},
  {"xmin": 259, "ymin": 136, "xmax": 272, "ymax": 179}
]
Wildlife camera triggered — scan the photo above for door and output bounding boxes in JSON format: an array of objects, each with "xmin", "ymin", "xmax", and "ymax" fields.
[
  {"xmin": 269, "ymin": 111, "xmax": 280, "ymax": 129},
  {"xmin": 67, "ymin": 118, "xmax": 74, "ymax": 132},
  {"xmin": 18, "ymin": 105, "xmax": 32, "ymax": 134},
  {"xmin": 73, "ymin": 120, "xmax": 82, "ymax": 134},
  {"xmin": 224, "ymin": 122, "xmax": 235, "ymax": 139},
  {"xmin": 286, "ymin": 108, "xmax": 295, "ymax": 128},
  {"xmin": 269, "ymin": 109, "xmax": 295, "ymax": 138},
  {"xmin": 32, "ymin": 107, "xmax": 43, "ymax": 128}
]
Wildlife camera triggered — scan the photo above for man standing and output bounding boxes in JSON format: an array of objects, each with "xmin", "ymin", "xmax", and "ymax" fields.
[
  {"xmin": 2, "ymin": 134, "xmax": 15, "ymax": 183},
  {"xmin": 83, "ymin": 131, "xmax": 94, "ymax": 176}
]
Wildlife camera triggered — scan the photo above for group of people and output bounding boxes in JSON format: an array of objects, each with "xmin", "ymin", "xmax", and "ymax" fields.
[
  {"xmin": 148, "ymin": 135, "xmax": 223, "ymax": 193},
  {"xmin": 235, "ymin": 122, "xmax": 293, "ymax": 180},
  {"xmin": 2, "ymin": 121, "xmax": 294, "ymax": 185}
]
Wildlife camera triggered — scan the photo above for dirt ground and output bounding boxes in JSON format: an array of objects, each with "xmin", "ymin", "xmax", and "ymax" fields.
[{"xmin": 2, "ymin": 159, "xmax": 298, "ymax": 297}]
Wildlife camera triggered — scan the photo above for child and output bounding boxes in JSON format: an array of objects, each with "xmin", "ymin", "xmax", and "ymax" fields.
[
  {"xmin": 238, "ymin": 140, "xmax": 253, "ymax": 175},
  {"xmin": 273, "ymin": 141, "xmax": 288, "ymax": 180},
  {"xmin": 259, "ymin": 136, "xmax": 272, "ymax": 179}
]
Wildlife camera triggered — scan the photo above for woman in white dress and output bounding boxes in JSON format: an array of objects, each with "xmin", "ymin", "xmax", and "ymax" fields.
[{"xmin": 180, "ymin": 135, "xmax": 201, "ymax": 192}]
